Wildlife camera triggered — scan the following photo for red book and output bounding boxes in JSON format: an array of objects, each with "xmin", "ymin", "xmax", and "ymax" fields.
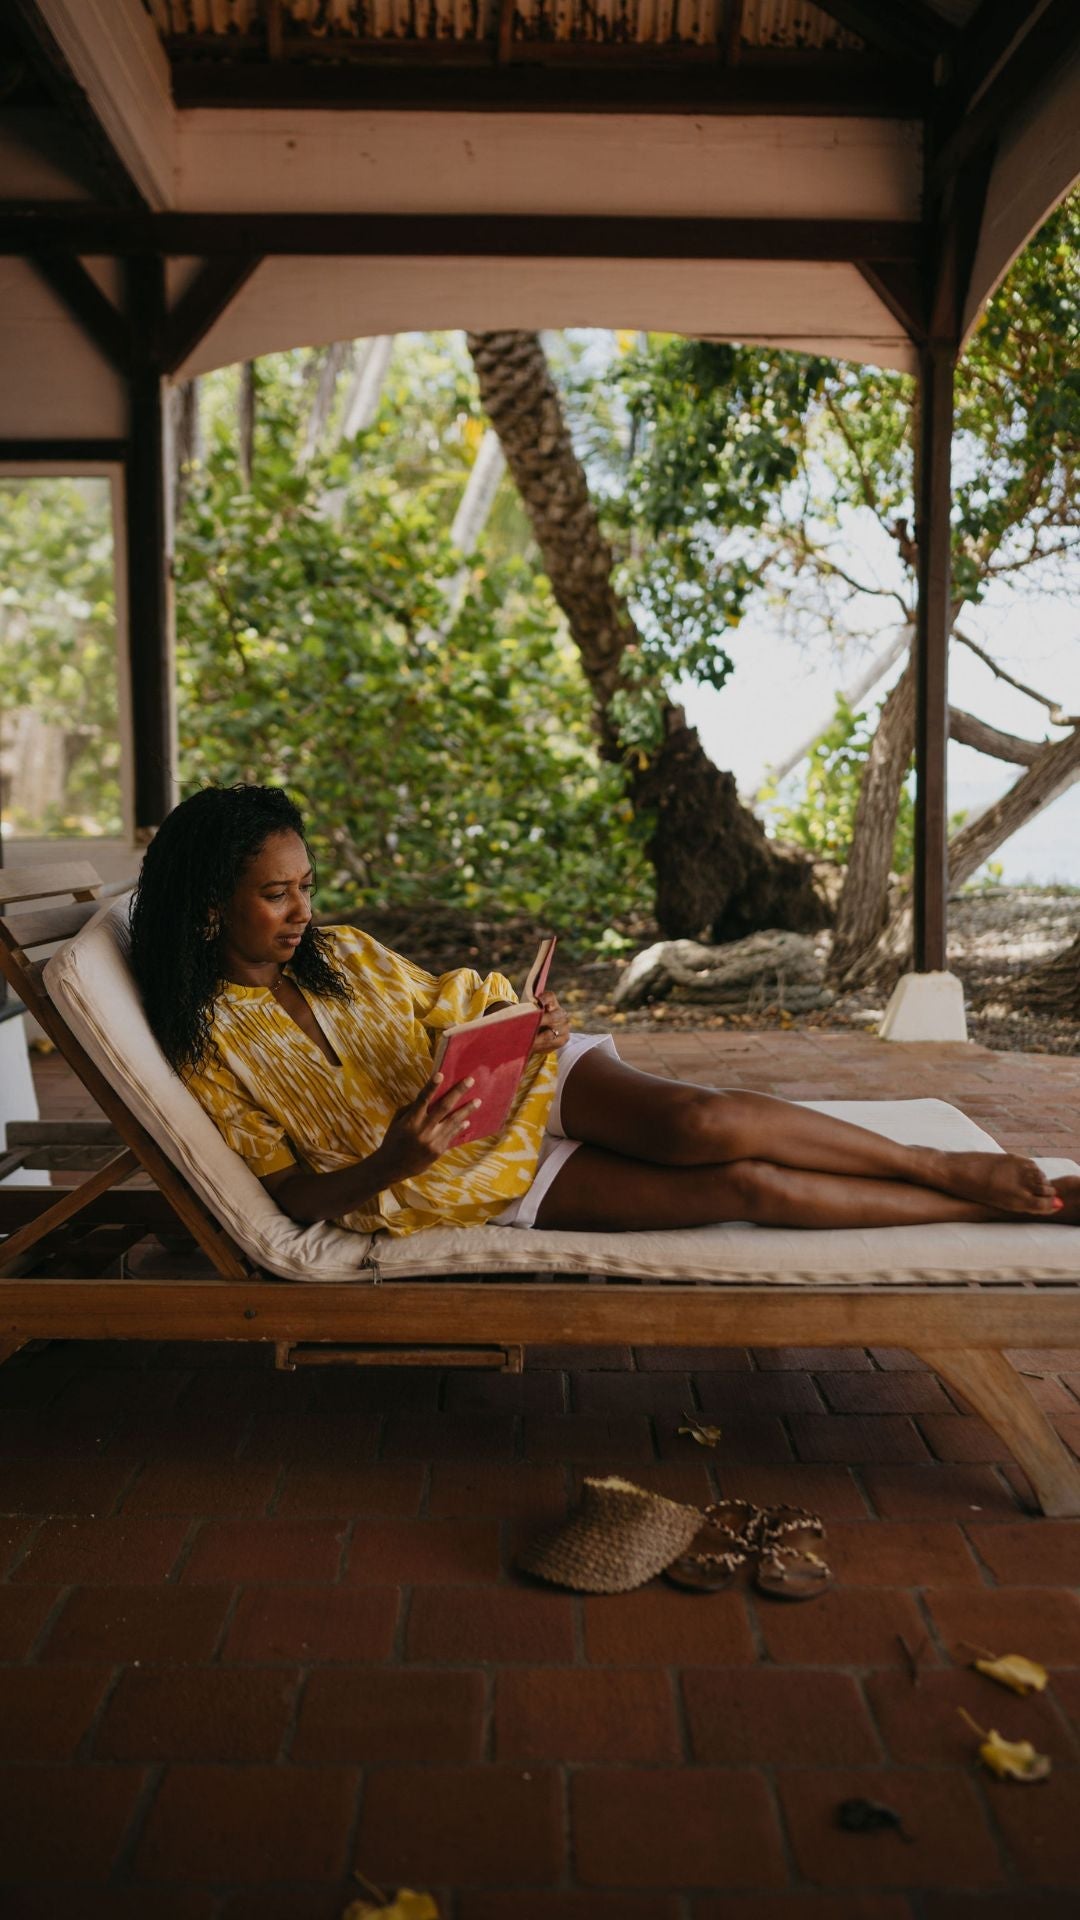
[{"xmin": 431, "ymin": 936, "xmax": 557, "ymax": 1144}]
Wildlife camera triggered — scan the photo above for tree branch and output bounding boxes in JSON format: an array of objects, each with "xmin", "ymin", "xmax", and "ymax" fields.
[
  {"xmin": 953, "ymin": 628, "xmax": 1080, "ymax": 726},
  {"xmin": 948, "ymin": 705, "xmax": 1043, "ymax": 765}
]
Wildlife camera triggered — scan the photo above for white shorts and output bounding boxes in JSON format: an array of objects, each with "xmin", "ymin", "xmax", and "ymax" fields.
[{"xmin": 498, "ymin": 1031, "xmax": 619, "ymax": 1230}]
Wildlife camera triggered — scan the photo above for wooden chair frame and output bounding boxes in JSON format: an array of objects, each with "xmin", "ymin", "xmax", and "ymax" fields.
[{"xmin": 3, "ymin": 862, "xmax": 1080, "ymax": 1516}]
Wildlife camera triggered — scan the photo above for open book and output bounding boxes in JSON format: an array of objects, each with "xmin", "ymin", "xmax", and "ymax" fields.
[{"xmin": 431, "ymin": 935, "xmax": 557, "ymax": 1144}]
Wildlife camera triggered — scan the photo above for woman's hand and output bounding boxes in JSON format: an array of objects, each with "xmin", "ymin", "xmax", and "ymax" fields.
[
  {"xmin": 532, "ymin": 990, "xmax": 571, "ymax": 1055},
  {"xmin": 377, "ymin": 1073, "xmax": 480, "ymax": 1181}
]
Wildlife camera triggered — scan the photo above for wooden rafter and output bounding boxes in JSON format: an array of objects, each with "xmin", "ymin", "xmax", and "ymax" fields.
[
  {"xmin": 265, "ymin": 0, "xmax": 285, "ymax": 62},
  {"xmin": 933, "ymin": 0, "xmax": 1080, "ymax": 187},
  {"xmin": 948, "ymin": 0, "xmax": 1045, "ymax": 117},
  {"xmin": 0, "ymin": 211, "xmax": 922, "ymax": 264},
  {"xmin": 28, "ymin": 252, "xmax": 131, "ymax": 374},
  {"xmin": 855, "ymin": 262, "xmax": 927, "ymax": 344},
  {"xmin": 3, "ymin": 0, "xmax": 148, "ymax": 209},
  {"xmin": 723, "ymin": 0, "xmax": 745, "ymax": 67}
]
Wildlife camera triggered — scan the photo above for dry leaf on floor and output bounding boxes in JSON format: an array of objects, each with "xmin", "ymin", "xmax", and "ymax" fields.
[
  {"xmin": 971, "ymin": 1651, "xmax": 1049, "ymax": 1696},
  {"xmin": 836, "ymin": 1797, "xmax": 915, "ymax": 1843},
  {"xmin": 958, "ymin": 1710, "xmax": 1052, "ymax": 1783},
  {"xmin": 343, "ymin": 1892, "xmax": 440, "ymax": 1920},
  {"xmin": 677, "ymin": 1412, "xmax": 723, "ymax": 1447}
]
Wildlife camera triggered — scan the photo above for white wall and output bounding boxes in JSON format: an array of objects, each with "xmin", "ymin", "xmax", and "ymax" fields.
[{"xmin": 0, "ymin": 262, "xmax": 126, "ymax": 439}]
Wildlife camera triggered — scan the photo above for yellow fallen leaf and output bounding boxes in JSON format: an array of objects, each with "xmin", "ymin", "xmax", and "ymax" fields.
[
  {"xmin": 344, "ymin": 1893, "xmax": 440, "ymax": 1920},
  {"xmin": 677, "ymin": 1412, "xmax": 723, "ymax": 1448},
  {"xmin": 958, "ymin": 1710, "xmax": 1051, "ymax": 1783},
  {"xmin": 972, "ymin": 1652, "xmax": 1049, "ymax": 1696}
]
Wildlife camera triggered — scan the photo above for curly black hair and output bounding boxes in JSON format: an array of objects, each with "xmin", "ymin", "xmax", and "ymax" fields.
[{"xmin": 129, "ymin": 784, "xmax": 351, "ymax": 1075}]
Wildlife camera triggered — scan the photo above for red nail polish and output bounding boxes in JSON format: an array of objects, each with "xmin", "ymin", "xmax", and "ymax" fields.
[{"xmin": 1052, "ymin": 1197, "xmax": 1065, "ymax": 1210}]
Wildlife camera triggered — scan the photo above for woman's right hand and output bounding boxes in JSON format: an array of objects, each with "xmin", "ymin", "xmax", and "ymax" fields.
[{"xmin": 377, "ymin": 1073, "xmax": 480, "ymax": 1182}]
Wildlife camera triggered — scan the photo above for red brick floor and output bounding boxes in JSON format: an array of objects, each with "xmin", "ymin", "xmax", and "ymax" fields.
[{"xmin": 2, "ymin": 1031, "xmax": 1079, "ymax": 1915}]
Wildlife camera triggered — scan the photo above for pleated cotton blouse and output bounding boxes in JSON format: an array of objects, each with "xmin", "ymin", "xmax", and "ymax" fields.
[{"xmin": 184, "ymin": 925, "xmax": 558, "ymax": 1237}]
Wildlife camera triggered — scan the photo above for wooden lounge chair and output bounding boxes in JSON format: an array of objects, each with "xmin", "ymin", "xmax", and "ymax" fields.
[{"xmin": 3, "ymin": 861, "xmax": 1080, "ymax": 1516}]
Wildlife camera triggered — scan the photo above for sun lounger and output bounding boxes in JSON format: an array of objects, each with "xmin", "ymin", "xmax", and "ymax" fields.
[{"xmin": 2, "ymin": 863, "xmax": 1080, "ymax": 1515}]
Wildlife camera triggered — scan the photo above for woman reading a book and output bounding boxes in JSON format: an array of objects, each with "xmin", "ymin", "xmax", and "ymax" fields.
[{"xmin": 131, "ymin": 784, "xmax": 1079, "ymax": 1238}]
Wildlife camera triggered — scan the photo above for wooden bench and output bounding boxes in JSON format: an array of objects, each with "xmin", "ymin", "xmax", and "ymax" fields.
[{"xmin": 3, "ymin": 860, "xmax": 1080, "ymax": 1516}]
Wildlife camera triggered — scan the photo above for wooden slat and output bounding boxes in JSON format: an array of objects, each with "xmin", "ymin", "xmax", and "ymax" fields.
[
  {"xmin": 4, "ymin": 1276, "xmax": 1080, "ymax": 1352},
  {"xmin": 3, "ymin": 899, "xmax": 106, "ymax": 952},
  {"xmin": 0, "ymin": 862, "xmax": 102, "ymax": 907},
  {"xmin": 0, "ymin": 929, "xmax": 254, "ymax": 1285},
  {"xmin": 8, "ymin": 1121, "xmax": 123, "ymax": 1146},
  {"xmin": 277, "ymin": 1342, "xmax": 519, "ymax": 1370},
  {"xmin": 0, "ymin": 1189, "xmax": 179, "ymax": 1230},
  {"xmin": 10, "ymin": 1149, "xmax": 143, "ymax": 1172},
  {"xmin": 0, "ymin": 1149, "xmax": 139, "ymax": 1275}
]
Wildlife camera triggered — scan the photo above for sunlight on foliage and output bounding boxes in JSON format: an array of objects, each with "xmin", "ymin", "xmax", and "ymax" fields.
[
  {"xmin": 0, "ymin": 476, "xmax": 122, "ymax": 837},
  {"xmin": 174, "ymin": 351, "xmax": 651, "ymax": 930}
]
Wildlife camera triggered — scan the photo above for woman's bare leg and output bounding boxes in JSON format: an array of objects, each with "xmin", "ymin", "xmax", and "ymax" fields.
[
  {"xmin": 558, "ymin": 1050, "xmax": 1060, "ymax": 1217},
  {"xmin": 535, "ymin": 1151, "xmax": 1080, "ymax": 1234}
]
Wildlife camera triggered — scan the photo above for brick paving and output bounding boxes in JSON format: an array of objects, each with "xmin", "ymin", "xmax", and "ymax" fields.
[{"xmin": 1, "ymin": 1031, "xmax": 1079, "ymax": 1914}]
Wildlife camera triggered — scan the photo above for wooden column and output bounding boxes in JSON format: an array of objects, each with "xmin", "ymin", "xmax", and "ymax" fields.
[
  {"xmin": 912, "ymin": 339, "xmax": 955, "ymax": 974},
  {"xmin": 124, "ymin": 254, "xmax": 174, "ymax": 836}
]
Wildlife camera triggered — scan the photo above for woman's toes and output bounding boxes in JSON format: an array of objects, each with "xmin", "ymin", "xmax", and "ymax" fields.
[{"xmin": 1051, "ymin": 1178, "xmax": 1080, "ymax": 1225}]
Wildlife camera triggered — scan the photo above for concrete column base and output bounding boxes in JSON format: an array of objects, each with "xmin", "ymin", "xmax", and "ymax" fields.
[
  {"xmin": 0, "ymin": 1011, "xmax": 44, "ymax": 1186},
  {"xmin": 878, "ymin": 970, "xmax": 968, "ymax": 1044}
]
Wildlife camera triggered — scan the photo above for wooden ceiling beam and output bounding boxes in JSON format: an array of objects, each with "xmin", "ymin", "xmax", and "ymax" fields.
[
  {"xmin": 0, "ymin": 209, "xmax": 923, "ymax": 265},
  {"xmin": 167, "ymin": 54, "xmax": 927, "ymax": 117}
]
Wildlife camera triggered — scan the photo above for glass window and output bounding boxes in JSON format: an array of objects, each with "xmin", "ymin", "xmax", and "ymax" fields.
[{"xmin": 0, "ymin": 475, "xmax": 122, "ymax": 842}]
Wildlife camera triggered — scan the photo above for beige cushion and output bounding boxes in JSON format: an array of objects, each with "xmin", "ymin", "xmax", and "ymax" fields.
[
  {"xmin": 45, "ymin": 896, "xmax": 377, "ymax": 1282},
  {"xmin": 46, "ymin": 896, "xmax": 1079, "ymax": 1287}
]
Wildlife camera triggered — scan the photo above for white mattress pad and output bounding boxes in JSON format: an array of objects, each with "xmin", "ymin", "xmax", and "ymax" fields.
[{"xmin": 45, "ymin": 897, "xmax": 1080, "ymax": 1287}]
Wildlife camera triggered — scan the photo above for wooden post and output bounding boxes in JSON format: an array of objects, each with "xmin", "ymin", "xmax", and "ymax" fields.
[
  {"xmin": 912, "ymin": 339, "xmax": 954, "ymax": 974},
  {"xmin": 124, "ymin": 254, "xmax": 175, "ymax": 836}
]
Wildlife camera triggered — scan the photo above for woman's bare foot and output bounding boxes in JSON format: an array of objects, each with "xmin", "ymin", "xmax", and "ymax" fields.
[{"xmin": 930, "ymin": 1150, "xmax": 1060, "ymax": 1215}]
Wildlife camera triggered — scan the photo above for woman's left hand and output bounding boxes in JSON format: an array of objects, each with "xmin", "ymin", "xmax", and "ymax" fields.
[{"xmin": 533, "ymin": 990, "xmax": 571, "ymax": 1055}]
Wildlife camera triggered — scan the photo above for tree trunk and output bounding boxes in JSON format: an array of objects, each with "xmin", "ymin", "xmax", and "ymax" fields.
[
  {"xmin": 948, "ymin": 723, "xmax": 1080, "ymax": 891},
  {"xmin": 238, "ymin": 361, "xmax": 256, "ymax": 485},
  {"xmin": 299, "ymin": 341, "xmax": 352, "ymax": 468},
  {"xmin": 171, "ymin": 378, "xmax": 201, "ymax": 514},
  {"xmin": 466, "ymin": 328, "xmax": 826, "ymax": 941},
  {"xmin": 855, "ymin": 718, "xmax": 1080, "ymax": 991},
  {"xmin": 829, "ymin": 656, "xmax": 916, "ymax": 985}
]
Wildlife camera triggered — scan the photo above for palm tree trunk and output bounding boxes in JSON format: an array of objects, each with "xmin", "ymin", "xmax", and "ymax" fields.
[{"xmin": 466, "ymin": 328, "xmax": 826, "ymax": 941}]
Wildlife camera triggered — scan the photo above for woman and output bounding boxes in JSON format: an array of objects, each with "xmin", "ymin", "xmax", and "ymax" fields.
[{"xmin": 130, "ymin": 784, "xmax": 1078, "ymax": 1238}]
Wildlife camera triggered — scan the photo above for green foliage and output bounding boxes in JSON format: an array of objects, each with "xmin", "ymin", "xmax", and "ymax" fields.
[
  {"xmin": 609, "ymin": 194, "xmax": 1078, "ymax": 862},
  {"xmin": 174, "ymin": 354, "xmax": 651, "ymax": 931},
  {"xmin": 0, "ymin": 476, "xmax": 121, "ymax": 836},
  {"xmin": 762, "ymin": 693, "xmax": 967, "ymax": 874},
  {"xmin": 760, "ymin": 695, "xmax": 915, "ymax": 874}
]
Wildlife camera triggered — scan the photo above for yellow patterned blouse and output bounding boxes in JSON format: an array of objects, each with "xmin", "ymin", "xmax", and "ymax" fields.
[{"xmin": 184, "ymin": 925, "xmax": 558, "ymax": 1237}]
